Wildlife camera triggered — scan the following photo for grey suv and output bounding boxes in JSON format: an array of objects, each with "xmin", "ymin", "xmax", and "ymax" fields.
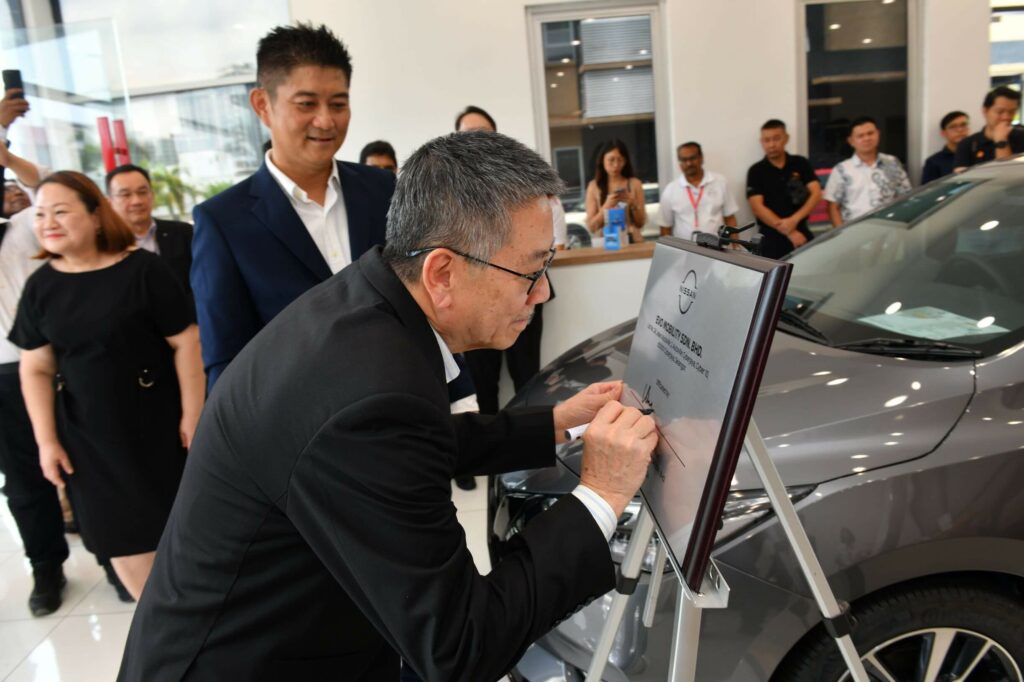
[{"xmin": 489, "ymin": 161, "xmax": 1024, "ymax": 681}]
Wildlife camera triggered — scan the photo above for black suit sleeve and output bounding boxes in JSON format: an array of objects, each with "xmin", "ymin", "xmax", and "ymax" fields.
[
  {"xmin": 450, "ymin": 406, "xmax": 555, "ymax": 476},
  {"xmin": 286, "ymin": 392, "xmax": 614, "ymax": 682}
]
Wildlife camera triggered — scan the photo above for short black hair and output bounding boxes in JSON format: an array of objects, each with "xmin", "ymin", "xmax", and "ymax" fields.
[
  {"xmin": 454, "ymin": 105, "xmax": 497, "ymax": 132},
  {"xmin": 256, "ymin": 23, "xmax": 352, "ymax": 95},
  {"xmin": 849, "ymin": 116, "xmax": 878, "ymax": 136},
  {"xmin": 677, "ymin": 141, "xmax": 702, "ymax": 157},
  {"xmin": 761, "ymin": 119, "xmax": 787, "ymax": 132},
  {"xmin": 105, "ymin": 164, "xmax": 150, "ymax": 192},
  {"xmin": 940, "ymin": 110, "xmax": 968, "ymax": 131},
  {"xmin": 359, "ymin": 140, "xmax": 397, "ymax": 165},
  {"xmin": 983, "ymin": 85, "xmax": 1021, "ymax": 109}
]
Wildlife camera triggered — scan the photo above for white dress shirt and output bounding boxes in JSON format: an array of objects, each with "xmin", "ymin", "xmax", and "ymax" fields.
[
  {"xmin": 657, "ymin": 171, "xmax": 738, "ymax": 241},
  {"xmin": 430, "ymin": 326, "xmax": 615, "ymax": 541},
  {"xmin": 264, "ymin": 151, "xmax": 351, "ymax": 274},
  {"xmin": 134, "ymin": 220, "xmax": 159, "ymax": 255},
  {"xmin": 0, "ymin": 209, "xmax": 44, "ymax": 363},
  {"xmin": 822, "ymin": 153, "xmax": 912, "ymax": 222}
]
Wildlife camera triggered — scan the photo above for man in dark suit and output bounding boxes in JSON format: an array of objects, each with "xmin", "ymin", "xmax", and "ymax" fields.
[
  {"xmin": 106, "ymin": 164, "xmax": 193, "ymax": 297},
  {"xmin": 118, "ymin": 131, "xmax": 657, "ymax": 681},
  {"xmin": 190, "ymin": 23, "xmax": 395, "ymax": 389}
]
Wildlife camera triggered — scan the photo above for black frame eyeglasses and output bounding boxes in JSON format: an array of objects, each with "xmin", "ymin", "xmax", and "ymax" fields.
[{"xmin": 406, "ymin": 246, "xmax": 556, "ymax": 295}]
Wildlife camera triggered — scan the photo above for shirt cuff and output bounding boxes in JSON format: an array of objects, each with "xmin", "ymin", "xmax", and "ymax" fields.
[{"xmin": 571, "ymin": 484, "xmax": 618, "ymax": 542}]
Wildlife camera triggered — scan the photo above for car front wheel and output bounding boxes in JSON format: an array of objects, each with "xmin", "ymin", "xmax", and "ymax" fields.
[{"xmin": 778, "ymin": 579, "xmax": 1024, "ymax": 682}]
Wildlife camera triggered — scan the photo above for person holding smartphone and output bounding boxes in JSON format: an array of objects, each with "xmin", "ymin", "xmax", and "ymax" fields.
[{"xmin": 585, "ymin": 139, "xmax": 647, "ymax": 243}]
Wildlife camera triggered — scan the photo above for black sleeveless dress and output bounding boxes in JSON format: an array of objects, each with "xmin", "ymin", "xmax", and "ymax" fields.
[{"xmin": 9, "ymin": 250, "xmax": 192, "ymax": 557}]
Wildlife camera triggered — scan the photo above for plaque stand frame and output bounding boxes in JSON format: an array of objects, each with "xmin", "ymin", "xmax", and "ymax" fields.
[
  {"xmin": 587, "ymin": 226, "xmax": 868, "ymax": 681},
  {"xmin": 584, "ymin": 419, "xmax": 869, "ymax": 682}
]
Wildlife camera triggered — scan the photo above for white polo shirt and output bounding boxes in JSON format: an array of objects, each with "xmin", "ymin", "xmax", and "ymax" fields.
[
  {"xmin": 657, "ymin": 171, "xmax": 738, "ymax": 240},
  {"xmin": 265, "ymin": 151, "xmax": 351, "ymax": 274},
  {"xmin": 822, "ymin": 153, "xmax": 912, "ymax": 222},
  {"xmin": 0, "ymin": 209, "xmax": 44, "ymax": 364}
]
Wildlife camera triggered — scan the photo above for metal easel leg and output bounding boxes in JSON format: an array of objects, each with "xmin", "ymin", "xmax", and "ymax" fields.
[
  {"xmin": 666, "ymin": 582, "xmax": 702, "ymax": 682},
  {"xmin": 744, "ymin": 420, "xmax": 870, "ymax": 682},
  {"xmin": 586, "ymin": 505, "xmax": 655, "ymax": 681}
]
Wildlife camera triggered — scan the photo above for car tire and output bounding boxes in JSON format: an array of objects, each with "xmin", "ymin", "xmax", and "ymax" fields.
[{"xmin": 777, "ymin": 580, "xmax": 1024, "ymax": 681}]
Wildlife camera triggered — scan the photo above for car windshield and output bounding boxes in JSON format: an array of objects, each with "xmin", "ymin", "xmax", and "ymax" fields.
[{"xmin": 782, "ymin": 163, "xmax": 1024, "ymax": 357}]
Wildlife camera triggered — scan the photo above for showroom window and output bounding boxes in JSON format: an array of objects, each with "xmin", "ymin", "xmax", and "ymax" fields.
[
  {"xmin": 800, "ymin": 0, "xmax": 920, "ymax": 227},
  {"xmin": 0, "ymin": 0, "xmax": 285, "ymax": 217},
  {"xmin": 990, "ymin": 0, "xmax": 1024, "ymax": 105},
  {"xmin": 528, "ymin": 5, "xmax": 668, "ymax": 225},
  {"xmin": 803, "ymin": 0, "xmax": 911, "ymax": 173}
]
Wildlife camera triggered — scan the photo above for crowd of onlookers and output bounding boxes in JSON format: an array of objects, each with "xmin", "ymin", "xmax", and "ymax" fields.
[{"xmin": 1, "ymin": 16, "xmax": 1022, "ymax": 646}]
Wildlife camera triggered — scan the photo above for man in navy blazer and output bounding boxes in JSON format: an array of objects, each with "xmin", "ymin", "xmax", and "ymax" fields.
[{"xmin": 191, "ymin": 23, "xmax": 395, "ymax": 388}]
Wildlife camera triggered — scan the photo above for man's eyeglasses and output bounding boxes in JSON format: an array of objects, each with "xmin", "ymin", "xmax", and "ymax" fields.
[{"xmin": 406, "ymin": 246, "xmax": 556, "ymax": 295}]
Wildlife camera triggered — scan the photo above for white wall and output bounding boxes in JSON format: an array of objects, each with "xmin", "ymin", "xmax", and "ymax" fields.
[
  {"xmin": 919, "ymin": 0, "xmax": 990, "ymax": 175},
  {"xmin": 289, "ymin": 0, "xmax": 553, "ymax": 165},
  {"xmin": 293, "ymin": 0, "xmax": 991, "ymax": 222}
]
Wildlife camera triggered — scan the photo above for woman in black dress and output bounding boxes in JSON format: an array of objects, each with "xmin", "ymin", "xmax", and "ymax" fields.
[{"xmin": 10, "ymin": 171, "xmax": 204, "ymax": 600}]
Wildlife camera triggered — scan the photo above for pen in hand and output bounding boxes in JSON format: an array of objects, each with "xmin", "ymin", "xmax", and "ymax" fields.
[{"xmin": 565, "ymin": 407, "xmax": 654, "ymax": 441}]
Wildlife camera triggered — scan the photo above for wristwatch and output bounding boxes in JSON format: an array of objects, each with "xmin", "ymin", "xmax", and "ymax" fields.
[{"xmin": 995, "ymin": 140, "xmax": 1009, "ymax": 149}]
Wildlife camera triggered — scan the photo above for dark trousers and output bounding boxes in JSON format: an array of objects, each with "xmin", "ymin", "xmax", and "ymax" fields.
[
  {"xmin": 0, "ymin": 364, "xmax": 69, "ymax": 567},
  {"xmin": 464, "ymin": 303, "xmax": 543, "ymax": 414}
]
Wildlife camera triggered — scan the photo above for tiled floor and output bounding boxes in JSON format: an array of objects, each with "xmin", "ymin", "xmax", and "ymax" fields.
[{"xmin": 0, "ymin": 475, "xmax": 492, "ymax": 681}]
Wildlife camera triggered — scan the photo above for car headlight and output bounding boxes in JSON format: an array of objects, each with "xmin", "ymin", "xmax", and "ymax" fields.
[
  {"xmin": 608, "ymin": 486, "xmax": 817, "ymax": 572},
  {"xmin": 503, "ymin": 486, "xmax": 815, "ymax": 574}
]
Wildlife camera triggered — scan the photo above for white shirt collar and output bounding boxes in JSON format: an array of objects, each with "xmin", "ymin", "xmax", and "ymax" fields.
[
  {"xmin": 430, "ymin": 327, "xmax": 460, "ymax": 384},
  {"xmin": 681, "ymin": 171, "xmax": 711, "ymax": 190},
  {"xmin": 264, "ymin": 150, "xmax": 341, "ymax": 203},
  {"xmin": 851, "ymin": 153, "xmax": 880, "ymax": 169}
]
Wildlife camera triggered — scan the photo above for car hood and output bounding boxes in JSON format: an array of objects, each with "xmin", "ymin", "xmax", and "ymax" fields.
[{"xmin": 506, "ymin": 319, "xmax": 975, "ymax": 491}]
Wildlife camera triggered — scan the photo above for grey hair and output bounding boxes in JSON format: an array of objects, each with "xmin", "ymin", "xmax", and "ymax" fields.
[{"xmin": 382, "ymin": 130, "xmax": 565, "ymax": 282}]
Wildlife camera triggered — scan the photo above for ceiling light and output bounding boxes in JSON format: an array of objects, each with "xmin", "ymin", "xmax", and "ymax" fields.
[
  {"xmin": 571, "ymin": 39, "xmax": 581, "ymax": 45},
  {"xmin": 853, "ymin": 466, "xmax": 867, "ymax": 473},
  {"xmin": 827, "ymin": 378, "xmax": 848, "ymax": 386},
  {"xmin": 556, "ymin": 71, "xmax": 565, "ymax": 77},
  {"xmin": 980, "ymin": 220, "xmax": 999, "ymax": 231},
  {"xmin": 639, "ymin": 49, "xmax": 649, "ymax": 55},
  {"xmin": 977, "ymin": 316, "xmax": 995, "ymax": 329},
  {"xmin": 812, "ymin": 371, "xmax": 832, "ymax": 376},
  {"xmin": 625, "ymin": 64, "xmax": 634, "ymax": 70},
  {"xmin": 885, "ymin": 301, "xmax": 902, "ymax": 315},
  {"xmin": 862, "ymin": 38, "xmax": 873, "ymax": 44},
  {"xmin": 549, "ymin": 83, "xmax": 558, "ymax": 88},
  {"xmin": 911, "ymin": 381, "xmax": 921, "ymax": 390},
  {"xmin": 885, "ymin": 395, "xmax": 907, "ymax": 407},
  {"xmin": 829, "ymin": 23, "xmax": 841, "ymax": 30},
  {"xmin": 851, "ymin": 454, "xmax": 869, "ymax": 459},
  {"xmin": 561, "ymin": 57, "xmax": 571, "ymax": 64}
]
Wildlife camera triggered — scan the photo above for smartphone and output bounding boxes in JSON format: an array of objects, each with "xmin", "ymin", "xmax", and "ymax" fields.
[{"xmin": 2, "ymin": 70, "xmax": 23, "ymax": 98}]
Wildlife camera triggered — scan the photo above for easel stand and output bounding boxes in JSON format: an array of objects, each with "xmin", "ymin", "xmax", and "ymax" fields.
[{"xmin": 585, "ymin": 420, "xmax": 870, "ymax": 682}]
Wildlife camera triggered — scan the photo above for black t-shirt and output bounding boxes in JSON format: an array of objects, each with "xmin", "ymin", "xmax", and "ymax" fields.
[
  {"xmin": 746, "ymin": 154, "xmax": 818, "ymax": 233},
  {"xmin": 953, "ymin": 128, "xmax": 1024, "ymax": 169}
]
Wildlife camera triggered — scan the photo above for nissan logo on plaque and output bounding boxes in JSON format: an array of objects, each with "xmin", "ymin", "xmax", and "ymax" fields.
[{"xmin": 678, "ymin": 269, "xmax": 698, "ymax": 314}]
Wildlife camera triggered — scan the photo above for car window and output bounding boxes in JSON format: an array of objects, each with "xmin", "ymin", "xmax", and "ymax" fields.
[{"xmin": 783, "ymin": 171, "xmax": 1024, "ymax": 356}]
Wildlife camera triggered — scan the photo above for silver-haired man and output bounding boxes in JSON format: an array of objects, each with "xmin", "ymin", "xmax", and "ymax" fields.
[{"xmin": 119, "ymin": 131, "xmax": 657, "ymax": 682}]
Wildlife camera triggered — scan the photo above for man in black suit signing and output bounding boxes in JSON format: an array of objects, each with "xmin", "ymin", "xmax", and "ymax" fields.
[
  {"xmin": 106, "ymin": 164, "xmax": 193, "ymax": 299},
  {"xmin": 118, "ymin": 130, "xmax": 657, "ymax": 681}
]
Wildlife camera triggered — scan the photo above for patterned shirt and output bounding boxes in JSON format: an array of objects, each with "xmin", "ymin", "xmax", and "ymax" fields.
[{"xmin": 823, "ymin": 153, "xmax": 912, "ymax": 222}]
